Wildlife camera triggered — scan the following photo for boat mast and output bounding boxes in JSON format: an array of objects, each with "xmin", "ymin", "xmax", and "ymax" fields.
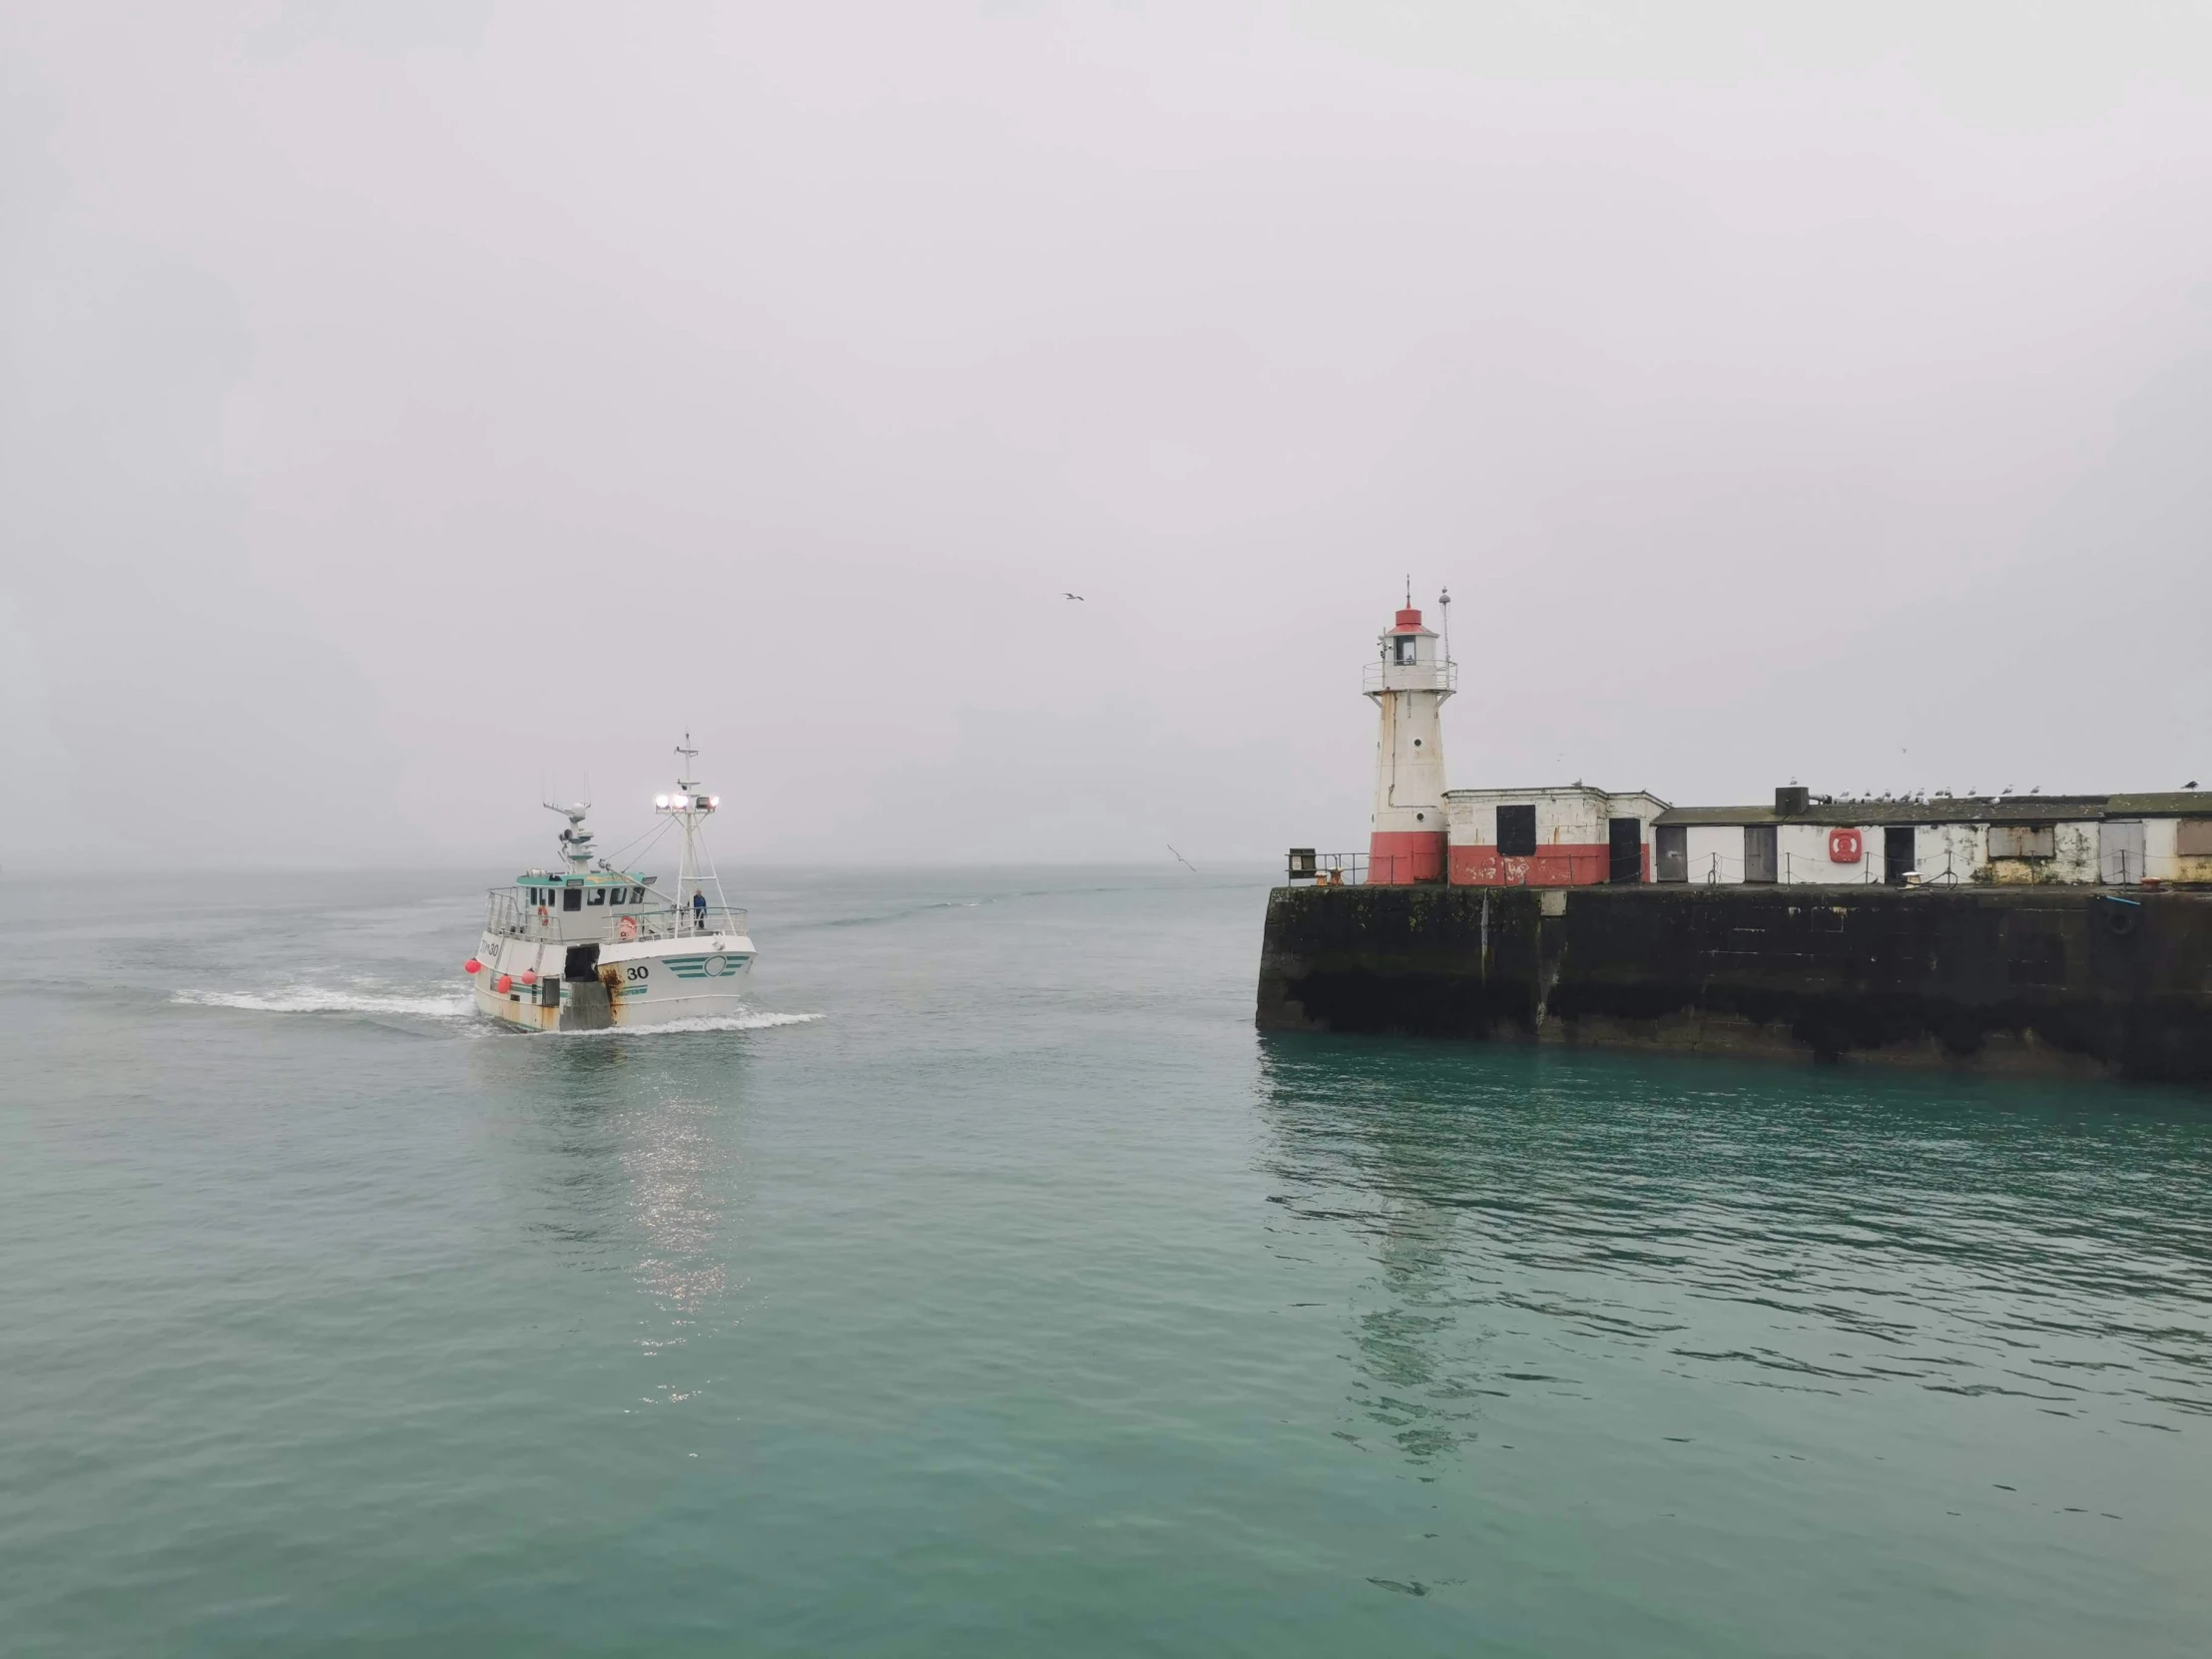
[{"xmin": 655, "ymin": 733, "xmax": 732, "ymax": 936}]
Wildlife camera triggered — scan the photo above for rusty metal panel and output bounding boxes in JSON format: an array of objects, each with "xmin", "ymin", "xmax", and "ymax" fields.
[
  {"xmin": 1989, "ymin": 825, "xmax": 2056, "ymax": 858},
  {"xmin": 2177, "ymin": 818, "xmax": 2212, "ymax": 856}
]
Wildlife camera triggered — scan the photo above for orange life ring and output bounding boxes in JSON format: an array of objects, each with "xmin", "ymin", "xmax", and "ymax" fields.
[
  {"xmin": 618, "ymin": 915, "xmax": 638, "ymax": 941},
  {"xmin": 1829, "ymin": 829, "xmax": 1863, "ymax": 863}
]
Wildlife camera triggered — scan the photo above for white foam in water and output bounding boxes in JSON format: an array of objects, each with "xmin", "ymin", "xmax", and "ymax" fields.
[
  {"xmin": 173, "ymin": 985, "xmax": 475, "ymax": 1019},
  {"xmin": 545, "ymin": 1010, "xmax": 824, "ymax": 1038},
  {"xmin": 173, "ymin": 984, "xmax": 821, "ymax": 1036}
]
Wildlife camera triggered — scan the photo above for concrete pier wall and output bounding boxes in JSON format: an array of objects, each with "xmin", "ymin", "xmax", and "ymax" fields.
[{"xmin": 1255, "ymin": 884, "xmax": 2212, "ymax": 1085}]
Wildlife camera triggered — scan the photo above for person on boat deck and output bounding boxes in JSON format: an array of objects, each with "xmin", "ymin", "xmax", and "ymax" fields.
[{"xmin": 692, "ymin": 888, "xmax": 707, "ymax": 930}]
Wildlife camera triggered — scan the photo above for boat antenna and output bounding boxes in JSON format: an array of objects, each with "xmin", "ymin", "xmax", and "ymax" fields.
[{"xmin": 542, "ymin": 794, "xmax": 596, "ymax": 871}]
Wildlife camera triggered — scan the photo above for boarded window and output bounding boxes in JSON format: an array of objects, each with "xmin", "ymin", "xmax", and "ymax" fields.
[
  {"xmin": 1655, "ymin": 825, "xmax": 1687, "ymax": 882},
  {"xmin": 1987, "ymin": 825, "xmax": 2055, "ymax": 858},
  {"xmin": 2177, "ymin": 818, "xmax": 2212, "ymax": 856},
  {"xmin": 1496, "ymin": 805, "xmax": 1538, "ymax": 857}
]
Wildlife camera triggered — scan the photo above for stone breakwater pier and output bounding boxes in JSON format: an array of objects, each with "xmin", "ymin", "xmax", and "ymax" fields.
[{"xmin": 1255, "ymin": 883, "xmax": 2212, "ymax": 1085}]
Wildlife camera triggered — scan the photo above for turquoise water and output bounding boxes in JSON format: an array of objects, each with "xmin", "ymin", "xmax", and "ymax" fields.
[{"xmin": 2, "ymin": 867, "xmax": 2208, "ymax": 1655}]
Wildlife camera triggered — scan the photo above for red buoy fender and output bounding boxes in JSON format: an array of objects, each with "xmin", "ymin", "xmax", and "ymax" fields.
[
  {"xmin": 495, "ymin": 973, "xmax": 512, "ymax": 993},
  {"xmin": 520, "ymin": 970, "xmax": 538, "ymax": 986},
  {"xmin": 464, "ymin": 958, "xmax": 482, "ymax": 973}
]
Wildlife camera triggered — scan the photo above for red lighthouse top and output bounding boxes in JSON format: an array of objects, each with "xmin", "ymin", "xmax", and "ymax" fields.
[{"xmin": 1393, "ymin": 607, "xmax": 1423, "ymax": 630}]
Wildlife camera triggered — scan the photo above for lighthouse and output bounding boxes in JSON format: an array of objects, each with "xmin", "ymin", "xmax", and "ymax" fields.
[{"xmin": 1367, "ymin": 594, "xmax": 1454, "ymax": 884}]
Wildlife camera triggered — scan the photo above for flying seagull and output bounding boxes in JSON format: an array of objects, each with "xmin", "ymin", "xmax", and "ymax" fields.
[
  {"xmin": 1064, "ymin": 592, "xmax": 1085, "ymax": 601},
  {"xmin": 1167, "ymin": 843, "xmax": 1198, "ymax": 873}
]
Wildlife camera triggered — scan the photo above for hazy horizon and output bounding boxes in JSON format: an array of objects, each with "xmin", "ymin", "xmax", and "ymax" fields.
[{"xmin": 6, "ymin": 2, "xmax": 2208, "ymax": 871}]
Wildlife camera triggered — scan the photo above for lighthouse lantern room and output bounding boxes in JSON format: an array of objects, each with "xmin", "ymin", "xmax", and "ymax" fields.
[{"xmin": 1366, "ymin": 592, "xmax": 1455, "ymax": 883}]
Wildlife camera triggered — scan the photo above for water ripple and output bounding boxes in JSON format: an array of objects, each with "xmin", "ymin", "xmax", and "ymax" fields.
[{"xmin": 1259, "ymin": 1041, "xmax": 2212, "ymax": 1458}]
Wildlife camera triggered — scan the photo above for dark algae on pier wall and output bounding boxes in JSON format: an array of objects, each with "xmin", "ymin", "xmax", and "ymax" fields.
[{"xmin": 1257, "ymin": 883, "xmax": 2212, "ymax": 1083}]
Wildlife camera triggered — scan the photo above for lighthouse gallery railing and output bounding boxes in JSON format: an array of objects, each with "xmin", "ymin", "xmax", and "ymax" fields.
[{"xmin": 1362, "ymin": 661, "xmax": 1457, "ymax": 693}]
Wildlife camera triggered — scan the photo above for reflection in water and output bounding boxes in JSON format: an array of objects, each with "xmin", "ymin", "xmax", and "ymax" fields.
[
  {"xmin": 1258, "ymin": 1037, "xmax": 2212, "ymax": 1463},
  {"xmin": 494, "ymin": 1037, "xmax": 753, "ymax": 1402}
]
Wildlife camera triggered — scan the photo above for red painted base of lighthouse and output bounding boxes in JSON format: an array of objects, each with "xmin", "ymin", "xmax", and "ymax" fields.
[{"xmin": 1369, "ymin": 830, "xmax": 1446, "ymax": 885}]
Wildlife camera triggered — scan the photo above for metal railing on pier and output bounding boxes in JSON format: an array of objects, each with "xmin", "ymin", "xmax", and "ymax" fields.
[{"xmin": 1286, "ymin": 849, "xmax": 1369, "ymax": 886}]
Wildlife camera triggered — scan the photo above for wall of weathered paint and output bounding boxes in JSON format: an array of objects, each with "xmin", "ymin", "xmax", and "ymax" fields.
[
  {"xmin": 1916, "ymin": 823, "xmax": 1986, "ymax": 884},
  {"xmin": 1255, "ymin": 882, "xmax": 2212, "ymax": 1083},
  {"xmin": 1986, "ymin": 821, "xmax": 2100, "ymax": 884},
  {"xmin": 1681, "ymin": 825, "xmax": 1743, "ymax": 883},
  {"xmin": 1775, "ymin": 822, "xmax": 1883, "ymax": 883},
  {"xmin": 1442, "ymin": 788, "xmax": 1663, "ymax": 886},
  {"xmin": 1663, "ymin": 815, "xmax": 2199, "ymax": 888}
]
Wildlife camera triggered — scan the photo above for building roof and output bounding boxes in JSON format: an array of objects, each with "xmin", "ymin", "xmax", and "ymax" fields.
[
  {"xmin": 1442, "ymin": 786, "xmax": 1667, "ymax": 802},
  {"xmin": 1656, "ymin": 793, "xmax": 2210, "ymax": 828},
  {"xmin": 2105, "ymin": 792, "xmax": 2212, "ymax": 815}
]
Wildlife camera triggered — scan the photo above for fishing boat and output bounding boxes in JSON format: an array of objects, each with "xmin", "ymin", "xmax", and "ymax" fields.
[{"xmin": 465, "ymin": 742, "xmax": 755, "ymax": 1029}]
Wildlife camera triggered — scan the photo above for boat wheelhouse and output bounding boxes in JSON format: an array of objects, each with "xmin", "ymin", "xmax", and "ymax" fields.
[{"xmin": 466, "ymin": 742, "xmax": 756, "ymax": 1029}]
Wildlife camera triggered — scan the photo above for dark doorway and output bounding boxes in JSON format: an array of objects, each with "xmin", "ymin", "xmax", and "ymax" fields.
[
  {"xmin": 1607, "ymin": 818, "xmax": 1642, "ymax": 883},
  {"xmin": 1655, "ymin": 825, "xmax": 1687, "ymax": 882},
  {"xmin": 1496, "ymin": 805, "xmax": 1538, "ymax": 857},
  {"xmin": 1884, "ymin": 826, "xmax": 1916, "ymax": 885}
]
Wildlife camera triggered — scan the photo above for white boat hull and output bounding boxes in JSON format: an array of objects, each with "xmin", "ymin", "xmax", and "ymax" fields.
[{"xmin": 470, "ymin": 930, "xmax": 757, "ymax": 1031}]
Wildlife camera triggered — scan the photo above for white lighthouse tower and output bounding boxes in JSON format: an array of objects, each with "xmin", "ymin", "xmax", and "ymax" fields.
[{"xmin": 1366, "ymin": 591, "xmax": 1454, "ymax": 884}]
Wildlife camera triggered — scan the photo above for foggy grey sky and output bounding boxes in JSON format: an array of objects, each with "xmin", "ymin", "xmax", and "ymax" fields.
[{"xmin": 4, "ymin": 1, "xmax": 2209, "ymax": 869}]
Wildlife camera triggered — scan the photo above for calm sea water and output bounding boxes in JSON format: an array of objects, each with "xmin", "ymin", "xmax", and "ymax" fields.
[{"xmin": 3, "ymin": 866, "xmax": 2208, "ymax": 1656}]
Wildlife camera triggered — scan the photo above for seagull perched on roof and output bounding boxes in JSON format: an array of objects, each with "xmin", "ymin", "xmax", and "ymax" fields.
[{"xmin": 1063, "ymin": 592, "xmax": 1085, "ymax": 601}]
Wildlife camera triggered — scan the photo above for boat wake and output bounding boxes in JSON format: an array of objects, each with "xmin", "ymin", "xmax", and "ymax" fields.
[
  {"xmin": 172, "ymin": 985, "xmax": 821, "ymax": 1038},
  {"xmin": 173, "ymin": 984, "xmax": 474, "ymax": 1019},
  {"xmin": 545, "ymin": 1010, "xmax": 824, "ymax": 1039}
]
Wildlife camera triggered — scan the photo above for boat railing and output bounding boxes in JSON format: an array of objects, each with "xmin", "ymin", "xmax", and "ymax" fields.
[
  {"xmin": 485, "ymin": 889, "xmax": 530, "ymax": 936},
  {"xmin": 480, "ymin": 889, "xmax": 749, "ymax": 942},
  {"xmin": 624, "ymin": 906, "xmax": 750, "ymax": 942}
]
